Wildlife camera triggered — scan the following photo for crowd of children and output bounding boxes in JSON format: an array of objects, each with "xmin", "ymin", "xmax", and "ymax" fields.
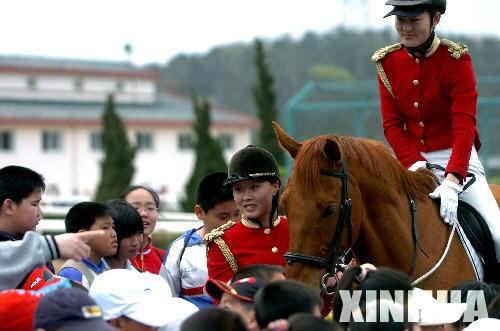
[{"xmin": 2, "ymin": 142, "xmax": 500, "ymax": 331}]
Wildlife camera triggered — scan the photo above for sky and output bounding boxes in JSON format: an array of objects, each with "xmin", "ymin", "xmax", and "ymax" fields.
[{"xmin": 1, "ymin": 0, "xmax": 499, "ymax": 66}]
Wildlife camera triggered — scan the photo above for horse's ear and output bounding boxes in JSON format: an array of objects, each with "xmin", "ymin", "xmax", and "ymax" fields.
[
  {"xmin": 324, "ymin": 139, "xmax": 341, "ymax": 163},
  {"xmin": 273, "ymin": 121, "xmax": 301, "ymax": 159}
]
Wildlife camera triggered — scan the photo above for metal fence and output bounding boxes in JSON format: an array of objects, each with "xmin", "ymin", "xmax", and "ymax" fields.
[
  {"xmin": 283, "ymin": 77, "xmax": 500, "ymax": 177},
  {"xmin": 37, "ymin": 211, "xmax": 199, "ymax": 234}
]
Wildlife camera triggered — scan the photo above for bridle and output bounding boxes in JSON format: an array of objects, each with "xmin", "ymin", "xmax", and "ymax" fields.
[{"xmin": 283, "ymin": 159, "xmax": 353, "ymax": 295}]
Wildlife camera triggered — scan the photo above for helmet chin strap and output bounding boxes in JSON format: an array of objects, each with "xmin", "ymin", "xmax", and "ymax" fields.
[{"xmin": 404, "ymin": 29, "xmax": 436, "ymax": 57}]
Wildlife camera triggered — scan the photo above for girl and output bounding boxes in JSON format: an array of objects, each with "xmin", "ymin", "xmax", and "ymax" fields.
[
  {"xmin": 121, "ymin": 185, "xmax": 166, "ymax": 273},
  {"xmin": 104, "ymin": 199, "xmax": 143, "ymax": 271},
  {"xmin": 206, "ymin": 145, "xmax": 290, "ymax": 282},
  {"xmin": 373, "ymin": 0, "xmax": 500, "ymax": 260}
]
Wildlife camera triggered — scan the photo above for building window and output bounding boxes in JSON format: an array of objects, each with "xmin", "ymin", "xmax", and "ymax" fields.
[
  {"xmin": 178, "ymin": 133, "xmax": 195, "ymax": 150},
  {"xmin": 136, "ymin": 132, "xmax": 153, "ymax": 150},
  {"xmin": 42, "ymin": 131, "xmax": 62, "ymax": 151},
  {"xmin": 115, "ymin": 80, "xmax": 124, "ymax": 92},
  {"xmin": 0, "ymin": 131, "xmax": 13, "ymax": 151},
  {"xmin": 218, "ymin": 133, "xmax": 234, "ymax": 150},
  {"xmin": 90, "ymin": 132, "xmax": 103, "ymax": 150},
  {"xmin": 27, "ymin": 77, "xmax": 37, "ymax": 90},
  {"xmin": 74, "ymin": 78, "xmax": 83, "ymax": 91}
]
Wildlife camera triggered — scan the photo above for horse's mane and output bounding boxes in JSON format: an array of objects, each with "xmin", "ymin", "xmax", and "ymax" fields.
[{"xmin": 293, "ymin": 135, "xmax": 436, "ymax": 199}]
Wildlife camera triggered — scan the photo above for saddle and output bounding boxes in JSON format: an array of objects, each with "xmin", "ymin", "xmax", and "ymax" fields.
[{"xmin": 457, "ymin": 200, "xmax": 499, "ymax": 284}]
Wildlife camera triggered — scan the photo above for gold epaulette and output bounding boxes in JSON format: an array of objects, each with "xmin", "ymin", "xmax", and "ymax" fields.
[
  {"xmin": 371, "ymin": 43, "xmax": 402, "ymax": 62},
  {"xmin": 204, "ymin": 220, "xmax": 238, "ymax": 274},
  {"xmin": 371, "ymin": 43, "xmax": 401, "ymax": 99},
  {"xmin": 440, "ymin": 39, "xmax": 469, "ymax": 59},
  {"xmin": 204, "ymin": 220, "xmax": 236, "ymax": 243}
]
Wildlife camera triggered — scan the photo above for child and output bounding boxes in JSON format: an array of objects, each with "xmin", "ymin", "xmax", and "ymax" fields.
[
  {"xmin": 104, "ymin": 199, "xmax": 143, "ymax": 271},
  {"xmin": 0, "ymin": 165, "xmax": 45, "ymax": 240},
  {"xmin": 121, "ymin": 185, "xmax": 165, "ymax": 274},
  {"xmin": 164, "ymin": 172, "xmax": 239, "ymax": 308},
  {"xmin": 58, "ymin": 202, "xmax": 117, "ymax": 289},
  {"xmin": 0, "ymin": 165, "xmax": 56, "ymax": 288},
  {"xmin": 206, "ymin": 146, "xmax": 290, "ymax": 282}
]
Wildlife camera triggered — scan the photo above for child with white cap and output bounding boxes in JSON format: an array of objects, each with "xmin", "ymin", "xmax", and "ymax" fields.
[{"xmin": 89, "ymin": 269, "xmax": 197, "ymax": 331}]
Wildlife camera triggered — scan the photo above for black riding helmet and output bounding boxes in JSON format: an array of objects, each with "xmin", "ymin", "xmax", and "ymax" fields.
[
  {"xmin": 384, "ymin": 0, "xmax": 446, "ymax": 18},
  {"xmin": 224, "ymin": 145, "xmax": 280, "ymax": 186},
  {"xmin": 224, "ymin": 145, "xmax": 281, "ymax": 227}
]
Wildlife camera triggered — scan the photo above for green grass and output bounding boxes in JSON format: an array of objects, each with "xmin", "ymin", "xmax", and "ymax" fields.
[{"xmin": 489, "ymin": 176, "xmax": 500, "ymax": 184}]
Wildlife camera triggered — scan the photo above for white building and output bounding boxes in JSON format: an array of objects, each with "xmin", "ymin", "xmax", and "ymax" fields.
[{"xmin": 0, "ymin": 55, "xmax": 259, "ymax": 210}]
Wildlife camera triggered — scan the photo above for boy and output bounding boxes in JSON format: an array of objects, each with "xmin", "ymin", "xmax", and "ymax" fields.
[
  {"xmin": 0, "ymin": 165, "xmax": 55, "ymax": 288},
  {"xmin": 163, "ymin": 172, "xmax": 240, "ymax": 308},
  {"xmin": 0, "ymin": 165, "xmax": 45, "ymax": 240},
  {"xmin": 205, "ymin": 277, "xmax": 266, "ymax": 331},
  {"xmin": 58, "ymin": 202, "xmax": 117, "ymax": 289}
]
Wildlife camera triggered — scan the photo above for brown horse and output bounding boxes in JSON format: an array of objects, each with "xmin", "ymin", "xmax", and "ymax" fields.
[{"xmin": 273, "ymin": 122, "xmax": 500, "ymax": 293}]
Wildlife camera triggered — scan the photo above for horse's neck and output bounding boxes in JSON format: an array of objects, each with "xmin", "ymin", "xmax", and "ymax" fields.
[{"xmin": 352, "ymin": 175, "xmax": 417, "ymax": 269}]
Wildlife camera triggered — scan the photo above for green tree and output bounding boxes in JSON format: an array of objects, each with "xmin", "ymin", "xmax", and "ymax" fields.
[
  {"xmin": 181, "ymin": 95, "xmax": 227, "ymax": 211},
  {"xmin": 252, "ymin": 39, "xmax": 283, "ymax": 166},
  {"xmin": 95, "ymin": 94, "xmax": 136, "ymax": 202}
]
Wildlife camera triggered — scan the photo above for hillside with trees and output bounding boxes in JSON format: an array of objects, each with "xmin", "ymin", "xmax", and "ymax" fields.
[{"xmin": 160, "ymin": 28, "xmax": 500, "ymax": 116}]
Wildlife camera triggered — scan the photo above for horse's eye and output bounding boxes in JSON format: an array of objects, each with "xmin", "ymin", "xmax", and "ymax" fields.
[{"xmin": 322, "ymin": 205, "xmax": 336, "ymax": 218}]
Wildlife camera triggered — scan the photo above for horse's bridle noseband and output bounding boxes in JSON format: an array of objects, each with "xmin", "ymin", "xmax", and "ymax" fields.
[{"xmin": 284, "ymin": 159, "xmax": 353, "ymax": 295}]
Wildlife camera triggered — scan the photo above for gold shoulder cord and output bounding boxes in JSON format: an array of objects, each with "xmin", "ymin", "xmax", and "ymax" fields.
[
  {"xmin": 204, "ymin": 220, "xmax": 238, "ymax": 274},
  {"xmin": 371, "ymin": 43, "xmax": 401, "ymax": 99},
  {"xmin": 376, "ymin": 62, "xmax": 395, "ymax": 98},
  {"xmin": 440, "ymin": 39, "xmax": 469, "ymax": 59}
]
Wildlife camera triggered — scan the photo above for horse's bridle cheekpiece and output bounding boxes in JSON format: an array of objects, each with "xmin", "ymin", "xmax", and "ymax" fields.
[{"xmin": 284, "ymin": 159, "xmax": 353, "ymax": 295}]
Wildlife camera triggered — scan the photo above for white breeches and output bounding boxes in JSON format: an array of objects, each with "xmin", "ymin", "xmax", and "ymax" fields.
[{"xmin": 421, "ymin": 148, "xmax": 500, "ymax": 262}]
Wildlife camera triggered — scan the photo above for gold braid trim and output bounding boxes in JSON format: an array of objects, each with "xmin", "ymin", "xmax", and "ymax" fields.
[
  {"xmin": 440, "ymin": 39, "xmax": 468, "ymax": 59},
  {"xmin": 204, "ymin": 220, "xmax": 238, "ymax": 274},
  {"xmin": 376, "ymin": 62, "xmax": 395, "ymax": 98},
  {"xmin": 371, "ymin": 43, "xmax": 402, "ymax": 62},
  {"xmin": 372, "ymin": 43, "xmax": 401, "ymax": 99},
  {"xmin": 214, "ymin": 237, "xmax": 238, "ymax": 273}
]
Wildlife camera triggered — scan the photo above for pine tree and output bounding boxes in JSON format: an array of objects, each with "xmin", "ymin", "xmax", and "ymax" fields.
[
  {"xmin": 181, "ymin": 95, "xmax": 227, "ymax": 211},
  {"xmin": 95, "ymin": 94, "xmax": 136, "ymax": 201},
  {"xmin": 252, "ymin": 39, "xmax": 283, "ymax": 166}
]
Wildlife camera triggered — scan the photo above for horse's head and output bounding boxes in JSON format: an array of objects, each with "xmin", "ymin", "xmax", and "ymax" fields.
[{"xmin": 274, "ymin": 122, "xmax": 358, "ymax": 293}]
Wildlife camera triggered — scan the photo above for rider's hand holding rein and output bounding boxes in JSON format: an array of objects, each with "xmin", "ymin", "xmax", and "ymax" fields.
[{"xmin": 429, "ymin": 174, "xmax": 463, "ymax": 225}]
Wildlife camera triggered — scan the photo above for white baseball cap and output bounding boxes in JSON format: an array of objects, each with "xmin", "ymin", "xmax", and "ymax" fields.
[
  {"xmin": 464, "ymin": 318, "xmax": 500, "ymax": 330},
  {"xmin": 89, "ymin": 269, "xmax": 173, "ymax": 327},
  {"xmin": 409, "ymin": 288, "xmax": 467, "ymax": 326}
]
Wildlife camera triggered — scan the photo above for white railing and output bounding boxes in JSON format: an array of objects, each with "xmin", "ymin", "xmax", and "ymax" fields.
[{"xmin": 37, "ymin": 211, "xmax": 200, "ymax": 234}]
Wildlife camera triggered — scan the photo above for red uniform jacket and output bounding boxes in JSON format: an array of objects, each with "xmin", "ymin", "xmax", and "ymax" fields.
[
  {"xmin": 131, "ymin": 236, "xmax": 166, "ymax": 274},
  {"xmin": 375, "ymin": 38, "xmax": 480, "ymax": 178},
  {"xmin": 206, "ymin": 216, "xmax": 290, "ymax": 283}
]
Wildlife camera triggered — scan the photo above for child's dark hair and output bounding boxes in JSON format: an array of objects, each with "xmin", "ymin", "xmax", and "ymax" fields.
[
  {"xmin": 196, "ymin": 172, "xmax": 234, "ymax": 212},
  {"xmin": 333, "ymin": 266, "xmax": 413, "ymax": 325},
  {"xmin": 288, "ymin": 313, "xmax": 344, "ymax": 331},
  {"xmin": 0, "ymin": 165, "xmax": 45, "ymax": 205},
  {"xmin": 181, "ymin": 308, "xmax": 247, "ymax": 331},
  {"xmin": 231, "ymin": 264, "xmax": 285, "ymax": 283},
  {"xmin": 105, "ymin": 199, "xmax": 143, "ymax": 255},
  {"xmin": 120, "ymin": 185, "xmax": 160, "ymax": 208},
  {"xmin": 65, "ymin": 201, "xmax": 114, "ymax": 233},
  {"xmin": 448, "ymin": 280, "xmax": 500, "ymax": 329},
  {"xmin": 254, "ymin": 279, "xmax": 322, "ymax": 329}
]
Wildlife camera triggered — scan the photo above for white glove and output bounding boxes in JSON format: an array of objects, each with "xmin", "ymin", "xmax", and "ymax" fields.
[
  {"xmin": 408, "ymin": 160, "xmax": 427, "ymax": 172},
  {"xmin": 429, "ymin": 180, "xmax": 462, "ymax": 225}
]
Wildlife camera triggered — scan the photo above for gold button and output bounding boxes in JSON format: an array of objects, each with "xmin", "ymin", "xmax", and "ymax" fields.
[
  {"xmin": 420, "ymin": 139, "xmax": 425, "ymax": 145},
  {"xmin": 415, "ymin": 58, "xmax": 420, "ymax": 64},
  {"xmin": 271, "ymin": 247, "xmax": 278, "ymax": 253},
  {"xmin": 413, "ymin": 80, "xmax": 419, "ymax": 86},
  {"xmin": 264, "ymin": 228, "xmax": 271, "ymax": 235},
  {"xmin": 418, "ymin": 122, "xmax": 424, "ymax": 128},
  {"xmin": 413, "ymin": 102, "xmax": 419, "ymax": 109}
]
